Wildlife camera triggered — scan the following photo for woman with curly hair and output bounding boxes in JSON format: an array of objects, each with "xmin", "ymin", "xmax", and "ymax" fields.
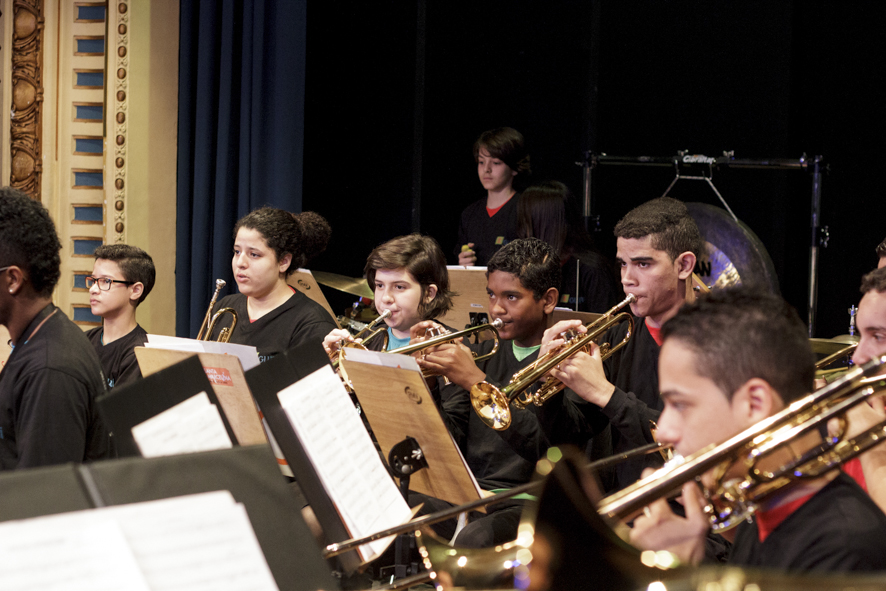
[{"xmin": 210, "ymin": 207, "xmax": 337, "ymax": 363}]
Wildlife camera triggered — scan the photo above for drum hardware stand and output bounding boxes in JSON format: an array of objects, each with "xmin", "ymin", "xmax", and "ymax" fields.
[
  {"xmin": 660, "ymin": 150, "xmax": 739, "ymax": 223},
  {"xmin": 579, "ymin": 150, "xmax": 827, "ymax": 336},
  {"xmin": 382, "ymin": 436, "xmax": 428, "ymax": 581},
  {"xmin": 848, "ymin": 305, "xmax": 858, "ymax": 338}
]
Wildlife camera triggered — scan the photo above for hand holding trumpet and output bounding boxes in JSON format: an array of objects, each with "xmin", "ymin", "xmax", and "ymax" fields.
[
  {"xmin": 410, "ymin": 321, "xmax": 487, "ymax": 390},
  {"xmin": 541, "ymin": 319, "xmax": 616, "ymax": 408}
]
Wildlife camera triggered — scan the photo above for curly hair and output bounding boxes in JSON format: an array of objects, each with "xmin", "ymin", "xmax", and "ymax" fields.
[
  {"xmin": 613, "ymin": 197, "xmax": 703, "ymax": 261},
  {"xmin": 0, "ymin": 187, "xmax": 62, "ymax": 297},
  {"xmin": 365, "ymin": 234, "xmax": 455, "ymax": 320},
  {"xmin": 93, "ymin": 244, "xmax": 155, "ymax": 306},
  {"xmin": 661, "ymin": 288, "xmax": 814, "ymax": 404},
  {"xmin": 234, "ymin": 207, "xmax": 331, "ymax": 276},
  {"xmin": 473, "ymin": 127, "xmax": 532, "ymax": 178},
  {"xmin": 487, "ymin": 237, "xmax": 561, "ymax": 300}
]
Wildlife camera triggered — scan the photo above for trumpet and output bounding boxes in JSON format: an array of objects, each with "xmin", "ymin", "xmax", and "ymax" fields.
[
  {"xmin": 597, "ymin": 354, "xmax": 886, "ymax": 531},
  {"xmin": 196, "ymin": 279, "xmax": 238, "ymax": 343},
  {"xmin": 470, "ymin": 294, "xmax": 636, "ymax": 431},
  {"xmin": 330, "ymin": 309, "xmax": 391, "ymax": 366},
  {"xmin": 386, "ymin": 318, "xmax": 504, "ymax": 377}
]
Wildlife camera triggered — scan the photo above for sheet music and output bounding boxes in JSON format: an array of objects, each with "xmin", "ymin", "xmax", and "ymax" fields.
[
  {"xmin": 343, "ymin": 345, "xmax": 421, "ymax": 371},
  {"xmin": 277, "ymin": 365, "xmax": 412, "ymax": 561},
  {"xmin": 145, "ymin": 335, "xmax": 260, "ymax": 371},
  {"xmin": 0, "ymin": 491, "xmax": 279, "ymax": 591},
  {"xmin": 131, "ymin": 391, "xmax": 233, "ymax": 458}
]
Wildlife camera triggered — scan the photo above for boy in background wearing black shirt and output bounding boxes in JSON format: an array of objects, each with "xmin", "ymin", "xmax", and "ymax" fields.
[{"xmin": 86, "ymin": 244, "xmax": 155, "ymax": 389}]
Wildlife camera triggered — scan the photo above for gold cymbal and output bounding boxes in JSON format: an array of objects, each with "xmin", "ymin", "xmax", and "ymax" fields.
[{"xmin": 311, "ymin": 271, "xmax": 374, "ymax": 299}]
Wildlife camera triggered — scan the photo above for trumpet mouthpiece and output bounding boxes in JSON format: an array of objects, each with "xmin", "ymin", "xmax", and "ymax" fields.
[
  {"xmin": 491, "ymin": 318, "xmax": 504, "ymax": 328},
  {"xmin": 216, "ymin": 279, "xmax": 226, "ymax": 289}
]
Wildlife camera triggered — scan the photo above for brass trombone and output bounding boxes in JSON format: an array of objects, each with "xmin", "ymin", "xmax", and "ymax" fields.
[
  {"xmin": 470, "ymin": 293, "xmax": 636, "ymax": 431},
  {"xmin": 196, "ymin": 279, "xmax": 238, "ymax": 343},
  {"xmin": 597, "ymin": 354, "xmax": 886, "ymax": 531}
]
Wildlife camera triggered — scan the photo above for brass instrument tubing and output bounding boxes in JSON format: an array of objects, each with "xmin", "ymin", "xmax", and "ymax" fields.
[{"xmin": 322, "ymin": 441, "xmax": 666, "ymax": 558}]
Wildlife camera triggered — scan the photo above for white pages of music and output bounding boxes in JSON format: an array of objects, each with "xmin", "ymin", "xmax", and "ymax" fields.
[
  {"xmin": 277, "ymin": 364, "xmax": 413, "ymax": 563},
  {"xmin": 131, "ymin": 391, "xmax": 233, "ymax": 458},
  {"xmin": 0, "ymin": 491, "xmax": 279, "ymax": 591},
  {"xmin": 144, "ymin": 334, "xmax": 261, "ymax": 371}
]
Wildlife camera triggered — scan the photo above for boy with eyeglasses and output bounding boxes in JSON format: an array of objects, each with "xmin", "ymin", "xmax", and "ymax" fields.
[{"xmin": 86, "ymin": 244, "xmax": 156, "ymax": 389}]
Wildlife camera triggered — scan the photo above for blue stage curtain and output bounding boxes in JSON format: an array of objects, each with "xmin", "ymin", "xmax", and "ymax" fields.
[{"xmin": 176, "ymin": 0, "xmax": 307, "ymax": 337}]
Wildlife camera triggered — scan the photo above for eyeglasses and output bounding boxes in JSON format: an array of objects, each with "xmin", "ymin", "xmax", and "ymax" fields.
[
  {"xmin": 86, "ymin": 276, "xmax": 135, "ymax": 291},
  {"xmin": 0, "ymin": 266, "xmax": 11, "ymax": 274}
]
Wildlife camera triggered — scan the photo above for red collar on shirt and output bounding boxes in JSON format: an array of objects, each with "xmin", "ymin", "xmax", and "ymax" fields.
[
  {"xmin": 645, "ymin": 318, "xmax": 662, "ymax": 346},
  {"xmin": 755, "ymin": 491, "xmax": 816, "ymax": 542},
  {"xmin": 486, "ymin": 195, "xmax": 513, "ymax": 217}
]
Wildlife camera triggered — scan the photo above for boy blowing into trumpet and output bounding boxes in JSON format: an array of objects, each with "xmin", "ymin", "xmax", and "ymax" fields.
[{"xmin": 631, "ymin": 288, "xmax": 886, "ymax": 572}]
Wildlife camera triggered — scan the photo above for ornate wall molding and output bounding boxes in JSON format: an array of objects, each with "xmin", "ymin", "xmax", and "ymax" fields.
[
  {"xmin": 9, "ymin": 0, "xmax": 44, "ymax": 198},
  {"xmin": 112, "ymin": 0, "xmax": 129, "ymax": 243}
]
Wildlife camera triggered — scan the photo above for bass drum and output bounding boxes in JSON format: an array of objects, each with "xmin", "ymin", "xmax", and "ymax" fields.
[{"xmin": 687, "ymin": 202, "xmax": 779, "ymax": 294}]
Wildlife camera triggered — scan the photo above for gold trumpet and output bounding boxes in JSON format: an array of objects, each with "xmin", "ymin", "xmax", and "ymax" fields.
[
  {"xmin": 385, "ymin": 318, "xmax": 504, "ymax": 377},
  {"xmin": 330, "ymin": 309, "xmax": 392, "ymax": 366},
  {"xmin": 597, "ymin": 354, "xmax": 886, "ymax": 531},
  {"xmin": 196, "ymin": 279, "xmax": 238, "ymax": 343},
  {"xmin": 470, "ymin": 294, "xmax": 636, "ymax": 431}
]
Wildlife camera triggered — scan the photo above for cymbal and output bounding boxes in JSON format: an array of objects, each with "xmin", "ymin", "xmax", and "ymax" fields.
[
  {"xmin": 311, "ymin": 271, "xmax": 374, "ymax": 299},
  {"xmin": 810, "ymin": 336, "xmax": 859, "ymax": 356}
]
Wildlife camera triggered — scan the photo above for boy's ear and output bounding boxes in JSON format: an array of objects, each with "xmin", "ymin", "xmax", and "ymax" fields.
[
  {"xmin": 541, "ymin": 287, "xmax": 559, "ymax": 315},
  {"xmin": 129, "ymin": 282, "xmax": 144, "ymax": 304},
  {"xmin": 424, "ymin": 284, "xmax": 438, "ymax": 304},
  {"xmin": 675, "ymin": 251, "xmax": 696, "ymax": 281},
  {"xmin": 731, "ymin": 377, "xmax": 778, "ymax": 428}
]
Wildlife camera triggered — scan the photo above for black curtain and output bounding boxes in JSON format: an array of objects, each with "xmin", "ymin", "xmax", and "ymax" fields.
[{"xmin": 176, "ymin": 0, "xmax": 307, "ymax": 337}]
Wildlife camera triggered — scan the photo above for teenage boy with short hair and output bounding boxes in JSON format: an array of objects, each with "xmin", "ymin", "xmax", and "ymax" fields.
[
  {"xmin": 418, "ymin": 238, "xmax": 603, "ymax": 547},
  {"xmin": 542, "ymin": 197, "xmax": 703, "ymax": 491},
  {"xmin": 86, "ymin": 244, "xmax": 155, "ymax": 389},
  {"xmin": 631, "ymin": 288, "xmax": 886, "ymax": 572}
]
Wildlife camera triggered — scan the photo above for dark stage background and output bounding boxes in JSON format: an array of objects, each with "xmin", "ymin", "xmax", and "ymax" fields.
[{"xmin": 302, "ymin": 1, "xmax": 884, "ymax": 338}]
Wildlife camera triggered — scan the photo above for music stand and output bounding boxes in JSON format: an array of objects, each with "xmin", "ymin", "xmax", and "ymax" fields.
[
  {"xmin": 289, "ymin": 268, "xmax": 340, "ymax": 326},
  {"xmin": 440, "ymin": 266, "xmax": 491, "ymax": 336},
  {"xmin": 97, "ymin": 355, "xmax": 238, "ymax": 457},
  {"xmin": 343, "ymin": 349, "xmax": 484, "ymax": 509},
  {"xmin": 135, "ymin": 347, "xmax": 267, "ymax": 446}
]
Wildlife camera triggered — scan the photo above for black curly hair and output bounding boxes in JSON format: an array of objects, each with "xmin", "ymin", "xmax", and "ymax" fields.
[
  {"xmin": 233, "ymin": 207, "xmax": 331, "ymax": 276},
  {"xmin": 0, "ymin": 187, "xmax": 62, "ymax": 297},
  {"xmin": 487, "ymin": 237, "xmax": 561, "ymax": 300}
]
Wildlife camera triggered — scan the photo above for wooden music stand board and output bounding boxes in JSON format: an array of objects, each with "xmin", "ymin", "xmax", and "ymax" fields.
[
  {"xmin": 440, "ymin": 266, "xmax": 492, "ymax": 338},
  {"xmin": 341, "ymin": 347, "xmax": 484, "ymax": 509},
  {"xmin": 134, "ymin": 347, "xmax": 267, "ymax": 446},
  {"xmin": 289, "ymin": 268, "xmax": 341, "ymax": 327}
]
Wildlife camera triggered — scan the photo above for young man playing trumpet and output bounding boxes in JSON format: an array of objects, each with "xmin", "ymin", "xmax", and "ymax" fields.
[
  {"xmin": 415, "ymin": 238, "xmax": 605, "ymax": 547},
  {"xmin": 542, "ymin": 197, "xmax": 703, "ymax": 491},
  {"xmin": 631, "ymin": 288, "xmax": 886, "ymax": 572}
]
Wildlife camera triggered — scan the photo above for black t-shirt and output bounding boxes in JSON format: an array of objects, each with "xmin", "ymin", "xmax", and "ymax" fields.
[
  {"xmin": 456, "ymin": 194, "xmax": 520, "ymax": 265},
  {"xmin": 86, "ymin": 324, "xmax": 148, "ymax": 389},
  {"xmin": 730, "ymin": 473, "xmax": 886, "ymax": 572},
  {"xmin": 210, "ymin": 291, "xmax": 337, "ymax": 362},
  {"xmin": 0, "ymin": 305, "xmax": 112, "ymax": 470}
]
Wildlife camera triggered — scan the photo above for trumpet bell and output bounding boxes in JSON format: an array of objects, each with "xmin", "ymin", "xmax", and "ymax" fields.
[{"xmin": 470, "ymin": 382, "xmax": 514, "ymax": 430}]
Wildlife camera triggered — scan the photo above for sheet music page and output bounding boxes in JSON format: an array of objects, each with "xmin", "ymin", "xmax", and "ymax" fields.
[
  {"xmin": 0, "ymin": 519, "xmax": 151, "ymax": 591},
  {"xmin": 131, "ymin": 391, "xmax": 233, "ymax": 457},
  {"xmin": 0, "ymin": 491, "xmax": 279, "ymax": 591},
  {"xmin": 278, "ymin": 365, "xmax": 412, "ymax": 561},
  {"xmin": 344, "ymin": 345, "xmax": 421, "ymax": 371},
  {"xmin": 144, "ymin": 335, "xmax": 260, "ymax": 371}
]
